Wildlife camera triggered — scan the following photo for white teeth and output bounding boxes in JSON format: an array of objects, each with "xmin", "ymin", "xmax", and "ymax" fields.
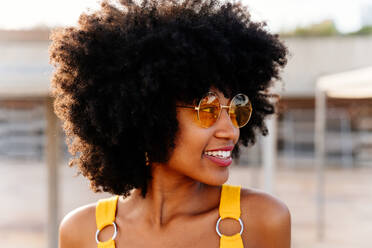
[{"xmin": 205, "ymin": 150, "xmax": 231, "ymax": 158}]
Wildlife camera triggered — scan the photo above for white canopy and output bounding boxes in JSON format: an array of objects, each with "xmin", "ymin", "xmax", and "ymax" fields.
[{"xmin": 317, "ymin": 66, "xmax": 372, "ymax": 99}]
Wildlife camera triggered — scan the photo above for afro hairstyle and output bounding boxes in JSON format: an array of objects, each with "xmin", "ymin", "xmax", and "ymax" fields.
[{"xmin": 49, "ymin": 0, "xmax": 288, "ymax": 198}]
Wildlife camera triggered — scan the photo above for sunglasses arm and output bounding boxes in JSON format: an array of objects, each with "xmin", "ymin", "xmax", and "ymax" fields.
[{"xmin": 176, "ymin": 105, "xmax": 199, "ymax": 111}]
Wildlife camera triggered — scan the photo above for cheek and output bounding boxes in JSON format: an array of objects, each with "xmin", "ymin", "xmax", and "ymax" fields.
[
  {"xmin": 172, "ymin": 127, "xmax": 230, "ymax": 185},
  {"xmin": 235, "ymin": 128, "xmax": 240, "ymax": 144},
  {"xmin": 169, "ymin": 112, "xmax": 211, "ymax": 167},
  {"xmin": 175, "ymin": 124, "xmax": 210, "ymax": 159},
  {"xmin": 166, "ymin": 111, "xmax": 230, "ymax": 184}
]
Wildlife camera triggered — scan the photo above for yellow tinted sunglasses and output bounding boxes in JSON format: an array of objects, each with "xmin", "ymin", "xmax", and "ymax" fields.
[{"xmin": 177, "ymin": 92, "xmax": 252, "ymax": 128}]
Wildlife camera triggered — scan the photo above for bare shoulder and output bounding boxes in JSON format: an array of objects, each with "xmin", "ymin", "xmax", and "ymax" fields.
[
  {"xmin": 240, "ymin": 187, "xmax": 291, "ymax": 248},
  {"xmin": 59, "ymin": 202, "xmax": 97, "ymax": 248},
  {"xmin": 240, "ymin": 187, "xmax": 291, "ymax": 223}
]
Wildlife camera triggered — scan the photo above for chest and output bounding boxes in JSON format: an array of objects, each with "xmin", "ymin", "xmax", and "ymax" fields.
[
  {"xmin": 116, "ymin": 224, "xmax": 220, "ymax": 248},
  {"xmin": 92, "ymin": 213, "xmax": 221, "ymax": 248}
]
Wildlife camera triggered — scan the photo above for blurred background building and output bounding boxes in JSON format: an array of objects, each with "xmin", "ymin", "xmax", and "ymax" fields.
[{"xmin": 1, "ymin": 1, "xmax": 372, "ymax": 248}]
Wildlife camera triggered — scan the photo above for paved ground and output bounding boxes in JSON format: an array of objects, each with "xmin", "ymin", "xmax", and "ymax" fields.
[{"xmin": 1, "ymin": 158, "xmax": 372, "ymax": 248}]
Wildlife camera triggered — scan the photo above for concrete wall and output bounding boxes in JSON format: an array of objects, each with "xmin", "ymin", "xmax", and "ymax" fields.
[
  {"xmin": 280, "ymin": 36, "xmax": 372, "ymax": 97},
  {"xmin": 0, "ymin": 41, "xmax": 52, "ymax": 97}
]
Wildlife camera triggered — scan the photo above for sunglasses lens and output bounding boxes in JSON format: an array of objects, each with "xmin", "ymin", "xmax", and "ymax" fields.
[
  {"xmin": 198, "ymin": 93, "xmax": 221, "ymax": 128},
  {"xmin": 229, "ymin": 94, "xmax": 252, "ymax": 128}
]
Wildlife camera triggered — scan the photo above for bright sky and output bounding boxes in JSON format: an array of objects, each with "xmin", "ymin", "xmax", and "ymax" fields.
[{"xmin": 0, "ymin": 0, "xmax": 371, "ymax": 33}]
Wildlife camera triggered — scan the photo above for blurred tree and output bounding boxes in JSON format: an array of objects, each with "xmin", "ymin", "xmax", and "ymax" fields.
[
  {"xmin": 280, "ymin": 20, "xmax": 340, "ymax": 37},
  {"xmin": 348, "ymin": 25, "xmax": 372, "ymax": 35}
]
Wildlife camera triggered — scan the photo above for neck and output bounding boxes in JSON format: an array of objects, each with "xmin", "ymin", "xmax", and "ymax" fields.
[{"xmin": 130, "ymin": 163, "xmax": 214, "ymax": 230}]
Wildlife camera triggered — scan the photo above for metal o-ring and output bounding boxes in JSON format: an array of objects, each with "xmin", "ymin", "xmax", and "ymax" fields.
[
  {"xmin": 215, "ymin": 217, "xmax": 244, "ymax": 237},
  {"xmin": 95, "ymin": 222, "xmax": 118, "ymax": 244}
]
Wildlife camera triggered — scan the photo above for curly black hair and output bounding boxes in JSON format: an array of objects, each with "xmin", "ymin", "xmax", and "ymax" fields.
[{"xmin": 49, "ymin": 0, "xmax": 288, "ymax": 198}]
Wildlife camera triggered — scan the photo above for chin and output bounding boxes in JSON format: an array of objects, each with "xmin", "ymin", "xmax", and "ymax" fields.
[{"xmin": 200, "ymin": 170, "xmax": 229, "ymax": 186}]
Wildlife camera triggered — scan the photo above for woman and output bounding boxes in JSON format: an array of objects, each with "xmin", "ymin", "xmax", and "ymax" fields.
[{"xmin": 49, "ymin": 0, "xmax": 290, "ymax": 247}]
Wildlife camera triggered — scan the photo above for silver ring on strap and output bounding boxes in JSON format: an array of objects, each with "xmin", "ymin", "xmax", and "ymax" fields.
[
  {"xmin": 215, "ymin": 217, "xmax": 244, "ymax": 237},
  {"xmin": 95, "ymin": 222, "xmax": 118, "ymax": 244}
]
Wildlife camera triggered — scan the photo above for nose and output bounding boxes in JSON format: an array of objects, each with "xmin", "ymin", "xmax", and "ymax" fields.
[{"xmin": 214, "ymin": 107, "xmax": 239, "ymax": 140}]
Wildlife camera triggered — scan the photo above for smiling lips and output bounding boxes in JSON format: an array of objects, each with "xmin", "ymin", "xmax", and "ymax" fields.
[{"xmin": 203, "ymin": 146, "xmax": 233, "ymax": 167}]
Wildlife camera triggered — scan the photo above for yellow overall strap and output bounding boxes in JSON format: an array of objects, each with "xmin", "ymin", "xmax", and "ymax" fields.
[
  {"xmin": 218, "ymin": 184, "xmax": 244, "ymax": 248},
  {"xmin": 96, "ymin": 195, "xmax": 119, "ymax": 248}
]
